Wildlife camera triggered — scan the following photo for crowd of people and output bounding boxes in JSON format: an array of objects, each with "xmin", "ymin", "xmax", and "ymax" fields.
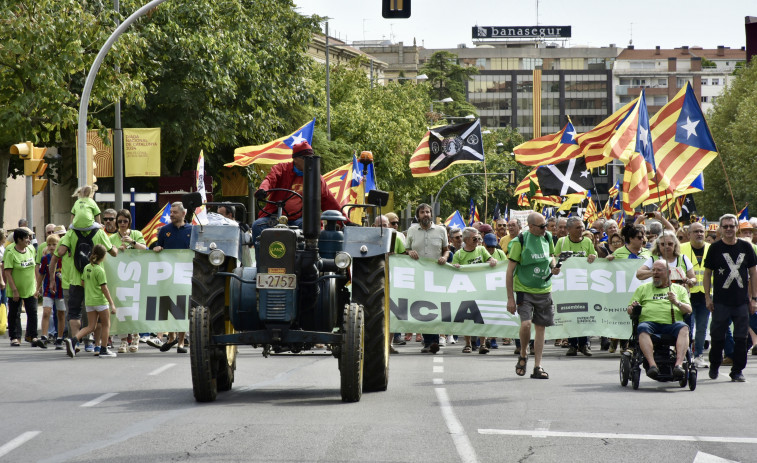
[
  {"xmin": 2, "ymin": 189, "xmax": 194, "ymax": 358},
  {"xmin": 392, "ymin": 207, "xmax": 757, "ymax": 382}
]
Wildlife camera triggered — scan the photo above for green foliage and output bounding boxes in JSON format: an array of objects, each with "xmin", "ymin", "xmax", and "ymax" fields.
[
  {"xmin": 699, "ymin": 61, "xmax": 757, "ymax": 218},
  {"xmin": 421, "ymin": 50, "xmax": 479, "ymax": 119}
]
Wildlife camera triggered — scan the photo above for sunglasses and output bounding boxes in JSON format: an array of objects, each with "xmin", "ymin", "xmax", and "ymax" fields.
[
  {"xmin": 721, "ymin": 225, "xmax": 736, "ymax": 229},
  {"xmin": 531, "ymin": 223, "xmax": 547, "ymax": 229},
  {"xmin": 103, "ymin": 217, "xmax": 116, "ymax": 222},
  {"xmin": 390, "ymin": 221, "xmax": 399, "ymax": 226},
  {"xmin": 117, "ymin": 219, "xmax": 130, "ymax": 224}
]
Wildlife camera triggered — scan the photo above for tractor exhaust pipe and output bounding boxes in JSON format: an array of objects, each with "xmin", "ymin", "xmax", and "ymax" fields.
[{"xmin": 303, "ymin": 156, "xmax": 321, "ymax": 244}]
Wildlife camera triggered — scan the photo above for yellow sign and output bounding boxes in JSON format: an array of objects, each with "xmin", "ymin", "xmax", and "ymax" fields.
[
  {"xmin": 86, "ymin": 130, "xmax": 113, "ymax": 178},
  {"xmin": 268, "ymin": 241, "xmax": 286, "ymax": 259},
  {"xmin": 124, "ymin": 128, "xmax": 161, "ymax": 177}
]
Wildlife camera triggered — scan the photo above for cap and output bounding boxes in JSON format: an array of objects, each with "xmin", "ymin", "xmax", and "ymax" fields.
[
  {"xmin": 478, "ymin": 224, "xmax": 494, "ymax": 235},
  {"xmin": 738, "ymin": 220, "xmax": 754, "ymax": 231},
  {"xmin": 53, "ymin": 225, "xmax": 67, "ymax": 235},
  {"xmin": 483, "ymin": 233, "xmax": 498, "ymax": 247},
  {"xmin": 291, "ymin": 141, "xmax": 314, "ymax": 158}
]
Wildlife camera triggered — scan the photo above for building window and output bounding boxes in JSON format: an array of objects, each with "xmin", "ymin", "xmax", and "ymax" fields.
[
  {"xmin": 702, "ymin": 79, "xmax": 708, "ymax": 85},
  {"xmin": 521, "ymin": 58, "xmax": 543, "ymax": 70},
  {"xmin": 701, "ymin": 96, "xmax": 708, "ymax": 103},
  {"xmin": 711, "ymin": 78, "xmax": 720, "ymax": 85},
  {"xmin": 677, "ymin": 77, "xmax": 691, "ymax": 88}
]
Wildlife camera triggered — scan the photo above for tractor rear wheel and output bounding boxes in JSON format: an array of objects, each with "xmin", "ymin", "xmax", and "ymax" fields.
[
  {"xmin": 340, "ymin": 303, "xmax": 364, "ymax": 403},
  {"xmin": 352, "ymin": 255, "xmax": 389, "ymax": 392}
]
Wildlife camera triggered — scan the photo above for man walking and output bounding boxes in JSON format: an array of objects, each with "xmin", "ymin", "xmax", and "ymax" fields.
[
  {"xmin": 680, "ymin": 222, "xmax": 711, "ymax": 367},
  {"xmin": 405, "ymin": 203, "xmax": 449, "ymax": 354},
  {"xmin": 704, "ymin": 214, "xmax": 757, "ymax": 382},
  {"xmin": 506, "ymin": 212, "xmax": 559, "ymax": 379}
]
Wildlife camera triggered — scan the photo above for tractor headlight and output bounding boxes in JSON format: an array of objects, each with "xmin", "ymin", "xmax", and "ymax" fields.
[
  {"xmin": 208, "ymin": 249, "xmax": 225, "ymax": 266},
  {"xmin": 334, "ymin": 252, "xmax": 352, "ymax": 269}
]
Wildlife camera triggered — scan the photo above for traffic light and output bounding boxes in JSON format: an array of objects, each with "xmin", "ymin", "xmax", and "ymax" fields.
[
  {"xmin": 87, "ymin": 145, "xmax": 97, "ymax": 185},
  {"xmin": 382, "ymin": 0, "xmax": 410, "ymax": 18},
  {"xmin": 11, "ymin": 141, "xmax": 48, "ymax": 195},
  {"xmin": 597, "ymin": 165, "xmax": 608, "ymax": 176}
]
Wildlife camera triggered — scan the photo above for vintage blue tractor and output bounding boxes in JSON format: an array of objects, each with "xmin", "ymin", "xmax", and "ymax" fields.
[{"xmin": 186, "ymin": 156, "xmax": 393, "ymax": 402}]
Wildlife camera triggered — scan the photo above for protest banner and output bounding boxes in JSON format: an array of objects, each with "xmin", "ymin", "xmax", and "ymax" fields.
[
  {"xmin": 106, "ymin": 249, "xmax": 193, "ymax": 333},
  {"xmin": 388, "ymin": 254, "xmax": 645, "ymax": 339}
]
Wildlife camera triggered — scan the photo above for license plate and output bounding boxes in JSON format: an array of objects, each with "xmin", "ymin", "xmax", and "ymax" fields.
[{"xmin": 256, "ymin": 273, "xmax": 297, "ymax": 290}]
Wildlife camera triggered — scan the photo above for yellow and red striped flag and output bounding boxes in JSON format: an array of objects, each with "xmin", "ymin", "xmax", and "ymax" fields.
[
  {"xmin": 513, "ymin": 121, "xmax": 582, "ymax": 166},
  {"xmin": 409, "ymin": 120, "xmax": 484, "ymax": 177},
  {"xmin": 323, "ymin": 162, "xmax": 354, "ymax": 206},
  {"xmin": 649, "ymin": 83, "xmax": 718, "ymax": 193},
  {"xmin": 576, "ymin": 98, "xmax": 639, "ymax": 169},
  {"xmin": 225, "ymin": 119, "xmax": 315, "ymax": 167},
  {"xmin": 141, "ymin": 202, "xmax": 171, "ymax": 248},
  {"xmin": 583, "ymin": 191, "xmax": 598, "ymax": 222}
]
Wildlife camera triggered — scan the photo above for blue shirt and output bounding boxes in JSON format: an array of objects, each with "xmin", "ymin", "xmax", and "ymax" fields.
[{"xmin": 155, "ymin": 222, "xmax": 192, "ymax": 250}]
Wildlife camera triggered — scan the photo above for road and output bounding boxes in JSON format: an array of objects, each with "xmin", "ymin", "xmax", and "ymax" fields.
[{"xmin": 2, "ymin": 339, "xmax": 755, "ymax": 463}]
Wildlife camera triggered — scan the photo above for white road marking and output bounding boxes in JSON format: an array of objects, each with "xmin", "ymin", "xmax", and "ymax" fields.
[
  {"xmin": 81, "ymin": 392, "xmax": 119, "ymax": 408},
  {"xmin": 479, "ymin": 428, "xmax": 757, "ymax": 444},
  {"xmin": 0, "ymin": 431, "xmax": 41, "ymax": 458},
  {"xmin": 693, "ymin": 451, "xmax": 738, "ymax": 463},
  {"xmin": 533, "ymin": 420, "xmax": 551, "ymax": 438},
  {"xmin": 433, "ymin": 366, "xmax": 444, "ymax": 373},
  {"xmin": 433, "ymin": 378, "xmax": 444, "ymax": 385},
  {"xmin": 434, "ymin": 357, "xmax": 444, "ymax": 363},
  {"xmin": 148, "ymin": 363, "xmax": 176, "ymax": 376},
  {"xmin": 435, "ymin": 388, "xmax": 479, "ymax": 463}
]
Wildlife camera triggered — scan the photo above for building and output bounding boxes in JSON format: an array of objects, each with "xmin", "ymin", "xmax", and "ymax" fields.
[
  {"xmin": 613, "ymin": 45, "xmax": 746, "ymax": 114},
  {"xmin": 308, "ymin": 34, "xmax": 388, "ymax": 82},
  {"xmin": 420, "ymin": 42, "xmax": 621, "ymax": 140},
  {"xmin": 351, "ymin": 40, "xmax": 424, "ymax": 83}
]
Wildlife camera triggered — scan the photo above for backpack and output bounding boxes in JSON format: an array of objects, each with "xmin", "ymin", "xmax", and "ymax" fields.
[{"xmin": 73, "ymin": 230, "xmax": 94, "ymax": 273}]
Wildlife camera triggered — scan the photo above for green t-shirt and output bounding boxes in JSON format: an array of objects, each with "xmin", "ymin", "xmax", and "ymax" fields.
[
  {"xmin": 507, "ymin": 231, "xmax": 555, "ymax": 294},
  {"xmin": 71, "ymin": 197, "xmax": 101, "ymax": 229},
  {"xmin": 82, "ymin": 262, "xmax": 108, "ymax": 306},
  {"xmin": 3, "ymin": 245, "xmax": 36, "ymax": 298},
  {"xmin": 55, "ymin": 229, "xmax": 113, "ymax": 289},
  {"xmin": 554, "ymin": 236, "xmax": 597, "ymax": 257},
  {"xmin": 490, "ymin": 248, "xmax": 507, "ymax": 262},
  {"xmin": 613, "ymin": 245, "xmax": 652, "ymax": 260},
  {"xmin": 452, "ymin": 246, "xmax": 492, "ymax": 266},
  {"xmin": 631, "ymin": 282, "xmax": 690, "ymax": 324},
  {"xmin": 109, "ymin": 229, "xmax": 146, "ymax": 249},
  {"xmin": 394, "ymin": 234, "xmax": 406, "ymax": 254}
]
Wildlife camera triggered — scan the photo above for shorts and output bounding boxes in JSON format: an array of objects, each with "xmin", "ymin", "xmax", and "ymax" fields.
[
  {"xmin": 86, "ymin": 305, "xmax": 109, "ymax": 313},
  {"xmin": 64, "ymin": 285, "xmax": 85, "ymax": 320},
  {"xmin": 637, "ymin": 321, "xmax": 688, "ymax": 338},
  {"xmin": 516, "ymin": 292, "xmax": 555, "ymax": 327},
  {"xmin": 43, "ymin": 297, "xmax": 67, "ymax": 311}
]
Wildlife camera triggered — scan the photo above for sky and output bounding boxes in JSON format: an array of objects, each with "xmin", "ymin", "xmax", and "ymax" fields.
[{"xmin": 294, "ymin": 0, "xmax": 754, "ymax": 50}]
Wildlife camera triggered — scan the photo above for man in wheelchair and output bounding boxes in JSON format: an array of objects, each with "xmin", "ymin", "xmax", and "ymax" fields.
[{"xmin": 627, "ymin": 259, "xmax": 692, "ymax": 380}]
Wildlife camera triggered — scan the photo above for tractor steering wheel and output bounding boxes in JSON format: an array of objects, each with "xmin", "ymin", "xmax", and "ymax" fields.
[{"xmin": 256, "ymin": 188, "xmax": 303, "ymax": 220}]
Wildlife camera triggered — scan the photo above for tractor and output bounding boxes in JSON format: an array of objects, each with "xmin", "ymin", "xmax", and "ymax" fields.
[{"xmin": 186, "ymin": 155, "xmax": 393, "ymax": 402}]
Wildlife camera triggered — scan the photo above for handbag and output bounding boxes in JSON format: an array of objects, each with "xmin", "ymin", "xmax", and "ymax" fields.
[{"xmin": 0, "ymin": 302, "xmax": 7, "ymax": 335}]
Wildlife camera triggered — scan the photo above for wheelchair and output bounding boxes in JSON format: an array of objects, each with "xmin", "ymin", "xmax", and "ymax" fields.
[{"xmin": 619, "ymin": 303, "xmax": 697, "ymax": 391}]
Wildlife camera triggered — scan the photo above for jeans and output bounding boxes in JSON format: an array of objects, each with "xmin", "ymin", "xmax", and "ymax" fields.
[
  {"xmin": 8, "ymin": 296, "xmax": 38, "ymax": 341},
  {"xmin": 687, "ymin": 293, "xmax": 710, "ymax": 357},
  {"xmin": 422, "ymin": 334, "xmax": 439, "ymax": 347},
  {"xmin": 709, "ymin": 302, "xmax": 749, "ymax": 375},
  {"xmin": 569, "ymin": 337, "xmax": 589, "ymax": 348}
]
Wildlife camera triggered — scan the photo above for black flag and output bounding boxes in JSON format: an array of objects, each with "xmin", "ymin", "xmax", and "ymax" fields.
[
  {"xmin": 680, "ymin": 194, "xmax": 697, "ymax": 222},
  {"xmin": 536, "ymin": 157, "xmax": 595, "ymax": 197},
  {"xmin": 427, "ymin": 119, "xmax": 484, "ymax": 172}
]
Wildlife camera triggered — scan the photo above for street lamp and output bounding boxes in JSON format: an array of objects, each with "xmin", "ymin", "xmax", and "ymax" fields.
[{"xmin": 430, "ymin": 97, "xmax": 453, "ymax": 113}]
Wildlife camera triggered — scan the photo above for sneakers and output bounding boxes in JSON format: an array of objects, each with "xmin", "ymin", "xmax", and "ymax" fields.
[
  {"xmin": 99, "ymin": 348, "xmax": 117, "ymax": 358},
  {"xmin": 392, "ymin": 336, "xmax": 406, "ymax": 346},
  {"xmin": 118, "ymin": 340, "xmax": 128, "ymax": 354},
  {"xmin": 646, "ymin": 365, "xmax": 660, "ymax": 379},
  {"xmin": 693, "ymin": 356, "xmax": 709, "ymax": 368},
  {"xmin": 177, "ymin": 346, "xmax": 187, "ymax": 354},
  {"xmin": 146, "ymin": 337, "xmax": 164, "ymax": 349},
  {"xmin": 55, "ymin": 338, "xmax": 64, "ymax": 350},
  {"xmin": 420, "ymin": 346, "xmax": 431, "ymax": 353},
  {"xmin": 448, "ymin": 336, "xmax": 457, "ymax": 345},
  {"xmin": 490, "ymin": 339, "xmax": 499, "ymax": 349},
  {"xmin": 566, "ymin": 346, "xmax": 578, "ymax": 356},
  {"xmin": 579, "ymin": 345, "xmax": 592, "ymax": 357},
  {"xmin": 139, "ymin": 335, "xmax": 150, "ymax": 343},
  {"xmin": 129, "ymin": 343, "xmax": 139, "ymax": 353},
  {"xmin": 730, "ymin": 372, "xmax": 746, "ymax": 382},
  {"xmin": 64, "ymin": 338, "xmax": 76, "ymax": 358},
  {"xmin": 429, "ymin": 342, "xmax": 440, "ymax": 354},
  {"xmin": 160, "ymin": 339, "xmax": 178, "ymax": 352},
  {"xmin": 32, "ymin": 338, "xmax": 47, "ymax": 349},
  {"xmin": 439, "ymin": 336, "xmax": 446, "ymax": 347},
  {"xmin": 709, "ymin": 364, "xmax": 719, "ymax": 380},
  {"xmin": 84, "ymin": 344, "xmax": 94, "ymax": 353},
  {"xmin": 94, "ymin": 346, "xmax": 101, "ymax": 356},
  {"xmin": 673, "ymin": 365, "xmax": 685, "ymax": 379}
]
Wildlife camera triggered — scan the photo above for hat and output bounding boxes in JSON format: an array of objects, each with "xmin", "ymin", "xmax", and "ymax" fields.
[
  {"xmin": 478, "ymin": 224, "xmax": 494, "ymax": 235},
  {"xmin": 589, "ymin": 228, "xmax": 600, "ymax": 234},
  {"xmin": 291, "ymin": 141, "xmax": 314, "ymax": 158},
  {"xmin": 483, "ymin": 233, "xmax": 498, "ymax": 247},
  {"xmin": 738, "ymin": 220, "xmax": 754, "ymax": 231},
  {"xmin": 707, "ymin": 223, "xmax": 719, "ymax": 232},
  {"xmin": 53, "ymin": 225, "xmax": 67, "ymax": 235}
]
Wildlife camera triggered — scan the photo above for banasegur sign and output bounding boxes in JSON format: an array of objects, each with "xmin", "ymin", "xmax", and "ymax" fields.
[{"xmin": 473, "ymin": 26, "xmax": 572, "ymax": 39}]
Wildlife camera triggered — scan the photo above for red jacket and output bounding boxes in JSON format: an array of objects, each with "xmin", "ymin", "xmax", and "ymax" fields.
[{"xmin": 258, "ymin": 162, "xmax": 342, "ymax": 220}]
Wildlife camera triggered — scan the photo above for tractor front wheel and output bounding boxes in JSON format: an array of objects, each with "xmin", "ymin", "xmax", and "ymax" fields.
[{"xmin": 340, "ymin": 303, "xmax": 364, "ymax": 403}]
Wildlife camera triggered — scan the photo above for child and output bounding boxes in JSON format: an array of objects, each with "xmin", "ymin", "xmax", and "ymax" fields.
[
  {"xmin": 36, "ymin": 234, "xmax": 67, "ymax": 349},
  {"xmin": 64, "ymin": 244, "xmax": 116, "ymax": 358},
  {"xmin": 70, "ymin": 185, "xmax": 101, "ymax": 230}
]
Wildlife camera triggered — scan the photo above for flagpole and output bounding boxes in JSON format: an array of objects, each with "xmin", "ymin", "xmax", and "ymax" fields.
[{"xmin": 484, "ymin": 157, "xmax": 489, "ymax": 222}]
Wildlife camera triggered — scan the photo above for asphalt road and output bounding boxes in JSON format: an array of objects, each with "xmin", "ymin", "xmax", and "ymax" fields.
[{"xmin": 2, "ymin": 338, "xmax": 755, "ymax": 463}]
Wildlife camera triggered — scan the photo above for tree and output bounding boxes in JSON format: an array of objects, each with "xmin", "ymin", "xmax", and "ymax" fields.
[
  {"xmin": 698, "ymin": 62, "xmax": 757, "ymax": 219},
  {"xmin": 0, "ymin": 0, "xmax": 148, "ymax": 227},
  {"xmin": 421, "ymin": 50, "xmax": 479, "ymax": 119}
]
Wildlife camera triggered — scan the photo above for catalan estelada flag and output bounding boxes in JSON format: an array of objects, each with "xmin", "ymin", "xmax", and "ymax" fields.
[
  {"xmin": 226, "ymin": 118, "xmax": 315, "ymax": 167},
  {"xmin": 576, "ymin": 98, "xmax": 639, "ymax": 169},
  {"xmin": 141, "ymin": 202, "xmax": 171, "ymax": 247},
  {"xmin": 513, "ymin": 121, "xmax": 581, "ymax": 166},
  {"xmin": 445, "ymin": 210, "xmax": 466, "ymax": 230},
  {"xmin": 583, "ymin": 191, "xmax": 598, "ymax": 222},
  {"xmin": 322, "ymin": 162, "xmax": 354, "ymax": 206},
  {"xmin": 649, "ymin": 83, "xmax": 718, "ymax": 194}
]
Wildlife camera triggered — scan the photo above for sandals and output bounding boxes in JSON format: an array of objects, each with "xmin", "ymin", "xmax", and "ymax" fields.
[
  {"xmin": 462, "ymin": 345, "xmax": 472, "ymax": 353},
  {"xmin": 10, "ymin": 340, "xmax": 20, "ymax": 347},
  {"xmin": 530, "ymin": 366, "xmax": 549, "ymax": 379},
  {"xmin": 516, "ymin": 356, "xmax": 528, "ymax": 376}
]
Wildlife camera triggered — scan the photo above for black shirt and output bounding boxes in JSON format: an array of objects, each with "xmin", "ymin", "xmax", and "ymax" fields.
[{"xmin": 704, "ymin": 239, "xmax": 757, "ymax": 305}]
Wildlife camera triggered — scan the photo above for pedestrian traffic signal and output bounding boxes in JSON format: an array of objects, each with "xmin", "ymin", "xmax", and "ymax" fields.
[
  {"xmin": 10, "ymin": 141, "xmax": 34, "ymax": 159},
  {"xmin": 87, "ymin": 145, "xmax": 97, "ymax": 185},
  {"xmin": 382, "ymin": 0, "xmax": 410, "ymax": 18},
  {"xmin": 11, "ymin": 141, "xmax": 48, "ymax": 195}
]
